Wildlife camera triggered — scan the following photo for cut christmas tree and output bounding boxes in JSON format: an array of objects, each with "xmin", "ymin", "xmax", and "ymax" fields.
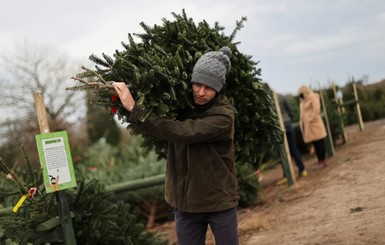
[{"xmin": 67, "ymin": 9, "xmax": 283, "ymax": 166}]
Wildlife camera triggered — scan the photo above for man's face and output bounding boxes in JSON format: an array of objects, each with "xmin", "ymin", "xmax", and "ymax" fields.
[{"xmin": 192, "ymin": 82, "xmax": 217, "ymax": 105}]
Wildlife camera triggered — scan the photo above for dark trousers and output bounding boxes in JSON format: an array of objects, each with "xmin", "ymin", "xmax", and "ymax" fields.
[
  {"xmin": 312, "ymin": 138, "xmax": 326, "ymax": 161},
  {"xmin": 173, "ymin": 207, "xmax": 239, "ymax": 245},
  {"xmin": 284, "ymin": 123, "xmax": 305, "ymax": 173}
]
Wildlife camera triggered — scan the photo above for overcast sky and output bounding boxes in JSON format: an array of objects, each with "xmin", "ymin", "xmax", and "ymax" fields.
[{"xmin": 1, "ymin": 0, "xmax": 384, "ymax": 94}]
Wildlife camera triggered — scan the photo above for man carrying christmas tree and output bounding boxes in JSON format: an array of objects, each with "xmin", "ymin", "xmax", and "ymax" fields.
[{"xmin": 113, "ymin": 46, "xmax": 239, "ymax": 245}]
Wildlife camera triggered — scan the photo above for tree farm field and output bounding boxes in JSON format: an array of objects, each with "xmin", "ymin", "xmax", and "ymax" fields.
[{"xmin": 152, "ymin": 119, "xmax": 385, "ymax": 244}]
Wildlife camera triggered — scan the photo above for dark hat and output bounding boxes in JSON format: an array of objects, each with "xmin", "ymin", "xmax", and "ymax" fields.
[{"xmin": 191, "ymin": 46, "xmax": 231, "ymax": 92}]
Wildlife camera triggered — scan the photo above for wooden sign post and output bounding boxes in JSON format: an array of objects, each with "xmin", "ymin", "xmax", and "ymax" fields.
[{"xmin": 33, "ymin": 91, "xmax": 77, "ymax": 245}]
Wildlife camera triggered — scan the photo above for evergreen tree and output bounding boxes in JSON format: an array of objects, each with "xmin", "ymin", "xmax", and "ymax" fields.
[
  {"xmin": 0, "ymin": 155, "xmax": 167, "ymax": 245},
  {"xmin": 68, "ymin": 9, "xmax": 283, "ymax": 166}
]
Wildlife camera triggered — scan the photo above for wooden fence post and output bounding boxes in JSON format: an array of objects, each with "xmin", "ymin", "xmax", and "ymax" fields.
[
  {"xmin": 33, "ymin": 91, "xmax": 77, "ymax": 245},
  {"xmin": 352, "ymin": 82, "xmax": 364, "ymax": 131},
  {"xmin": 332, "ymin": 83, "xmax": 348, "ymax": 144},
  {"xmin": 273, "ymin": 92, "xmax": 295, "ymax": 186},
  {"xmin": 318, "ymin": 87, "xmax": 335, "ymax": 157}
]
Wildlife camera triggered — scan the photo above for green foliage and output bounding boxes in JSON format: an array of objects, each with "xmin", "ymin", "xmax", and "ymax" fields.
[
  {"xmin": 76, "ymin": 136, "xmax": 166, "ymax": 184},
  {"xmin": 0, "ymin": 155, "xmax": 167, "ymax": 245},
  {"xmin": 236, "ymin": 164, "xmax": 261, "ymax": 208},
  {"xmin": 338, "ymin": 80, "xmax": 385, "ymax": 124},
  {"xmin": 69, "ymin": 179, "xmax": 167, "ymax": 245},
  {"xmin": 355, "ymin": 82, "xmax": 385, "ymax": 121},
  {"xmin": 68, "ymin": 9, "xmax": 283, "ymax": 166},
  {"xmin": 75, "ymin": 136, "xmax": 169, "ymax": 226},
  {"xmin": 321, "ymin": 88, "xmax": 347, "ymax": 145}
]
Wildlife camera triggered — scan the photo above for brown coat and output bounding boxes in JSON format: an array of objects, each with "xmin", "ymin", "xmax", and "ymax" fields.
[
  {"xmin": 298, "ymin": 86, "xmax": 327, "ymax": 143},
  {"xmin": 127, "ymin": 95, "xmax": 238, "ymax": 213}
]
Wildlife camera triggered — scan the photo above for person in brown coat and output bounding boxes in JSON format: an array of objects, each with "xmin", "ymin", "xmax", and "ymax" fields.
[
  {"xmin": 113, "ymin": 47, "xmax": 239, "ymax": 245},
  {"xmin": 298, "ymin": 85, "xmax": 327, "ymax": 170}
]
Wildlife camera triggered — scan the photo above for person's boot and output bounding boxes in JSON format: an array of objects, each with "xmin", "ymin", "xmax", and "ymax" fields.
[
  {"xmin": 312, "ymin": 161, "xmax": 326, "ymax": 171},
  {"xmin": 276, "ymin": 178, "xmax": 288, "ymax": 186},
  {"xmin": 299, "ymin": 170, "xmax": 308, "ymax": 178}
]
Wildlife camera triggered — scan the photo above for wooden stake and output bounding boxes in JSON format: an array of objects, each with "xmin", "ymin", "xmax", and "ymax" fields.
[
  {"xmin": 332, "ymin": 83, "xmax": 348, "ymax": 143},
  {"xmin": 318, "ymin": 85, "xmax": 335, "ymax": 157},
  {"xmin": 33, "ymin": 92, "xmax": 50, "ymax": 134},
  {"xmin": 273, "ymin": 92, "xmax": 295, "ymax": 186},
  {"xmin": 33, "ymin": 91, "xmax": 77, "ymax": 245},
  {"xmin": 352, "ymin": 82, "xmax": 364, "ymax": 131}
]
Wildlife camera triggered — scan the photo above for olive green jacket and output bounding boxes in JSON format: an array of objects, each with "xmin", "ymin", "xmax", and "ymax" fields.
[{"xmin": 128, "ymin": 95, "xmax": 238, "ymax": 213}]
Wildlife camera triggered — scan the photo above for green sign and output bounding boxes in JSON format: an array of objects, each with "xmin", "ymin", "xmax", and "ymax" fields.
[{"xmin": 36, "ymin": 131, "xmax": 77, "ymax": 193}]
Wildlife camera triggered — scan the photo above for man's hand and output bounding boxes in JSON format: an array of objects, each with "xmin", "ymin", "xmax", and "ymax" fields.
[{"xmin": 112, "ymin": 82, "xmax": 136, "ymax": 112}]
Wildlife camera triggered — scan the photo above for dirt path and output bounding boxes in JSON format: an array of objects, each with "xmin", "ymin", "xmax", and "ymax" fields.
[
  {"xmin": 153, "ymin": 119, "xmax": 385, "ymax": 244},
  {"xmin": 243, "ymin": 119, "xmax": 385, "ymax": 245}
]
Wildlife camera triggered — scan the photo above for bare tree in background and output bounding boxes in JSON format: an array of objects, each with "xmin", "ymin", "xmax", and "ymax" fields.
[
  {"xmin": 0, "ymin": 41, "xmax": 87, "ymax": 166},
  {"xmin": 0, "ymin": 41, "xmax": 85, "ymax": 124}
]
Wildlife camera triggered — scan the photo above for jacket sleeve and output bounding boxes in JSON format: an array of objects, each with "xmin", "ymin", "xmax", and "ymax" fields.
[
  {"xmin": 310, "ymin": 95, "xmax": 321, "ymax": 121},
  {"xmin": 128, "ymin": 106, "xmax": 233, "ymax": 144}
]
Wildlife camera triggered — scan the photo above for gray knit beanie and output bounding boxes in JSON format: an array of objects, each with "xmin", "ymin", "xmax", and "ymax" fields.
[{"xmin": 191, "ymin": 46, "xmax": 232, "ymax": 92}]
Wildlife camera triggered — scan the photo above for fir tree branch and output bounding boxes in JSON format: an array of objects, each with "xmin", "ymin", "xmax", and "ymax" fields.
[
  {"xmin": 81, "ymin": 65, "xmax": 109, "ymax": 84},
  {"xmin": 0, "ymin": 157, "xmax": 28, "ymax": 194},
  {"xmin": 20, "ymin": 144, "xmax": 34, "ymax": 184},
  {"xmin": 0, "ymin": 190, "xmax": 20, "ymax": 196},
  {"xmin": 70, "ymin": 76, "xmax": 114, "ymax": 90},
  {"xmin": 0, "ymin": 157, "xmax": 43, "ymax": 212}
]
